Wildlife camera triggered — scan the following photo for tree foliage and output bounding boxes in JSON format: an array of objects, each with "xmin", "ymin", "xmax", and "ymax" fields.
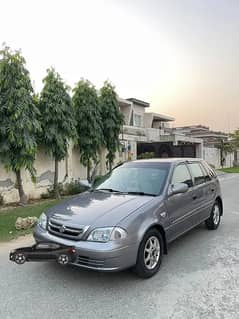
[
  {"xmin": 230, "ymin": 129, "xmax": 239, "ymax": 149},
  {"xmin": 0, "ymin": 46, "xmax": 41, "ymax": 203},
  {"xmin": 39, "ymin": 68, "xmax": 76, "ymax": 197},
  {"xmin": 72, "ymin": 79, "xmax": 103, "ymax": 180},
  {"xmin": 216, "ymin": 138, "xmax": 234, "ymax": 167},
  {"xmin": 99, "ymin": 81, "xmax": 124, "ymax": 170}
]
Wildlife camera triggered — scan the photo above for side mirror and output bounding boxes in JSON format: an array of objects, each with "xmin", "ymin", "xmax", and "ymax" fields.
[
  {"xmin": 79, "ymin": 179, "xmax": 92, "ymax": 189},
  {"xmin": 169, "ymin": 183, "xmax": 189, "ymax": 196}
]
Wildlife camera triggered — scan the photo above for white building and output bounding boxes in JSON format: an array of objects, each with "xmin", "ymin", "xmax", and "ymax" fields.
[
  {"xmin": 173, "ymin": 125, "xmax": 236, "ymax": 168},
  {"xmin": 117, "ymin": 98, "xmax": 203, "ymax": 163}
]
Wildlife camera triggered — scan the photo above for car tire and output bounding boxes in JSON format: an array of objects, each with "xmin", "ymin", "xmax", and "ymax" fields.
[
  {"xmin": 205, "ymin": 201, "xmax": 221, "ymax": 230},
  {"xmin": 57, "ymin": 254, "xmax": 70, "ymax": 266},
  {"xmin": 133, "ymin": 228, "xmax": 163, "ymax": 279},
  {"xmin": 14, "ymin": 253, "xmax": 27, "ymax": 265}
]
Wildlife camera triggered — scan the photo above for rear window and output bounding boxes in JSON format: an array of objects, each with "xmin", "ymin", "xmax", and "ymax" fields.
[{"xmin": 202, "ymin": 161, "xmax": 217, "ymax": 179}]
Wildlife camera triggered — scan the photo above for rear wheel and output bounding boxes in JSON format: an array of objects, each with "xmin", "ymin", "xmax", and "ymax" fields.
[
  {"xmin": 57, "ymin": 254, "xmax": 70, "ymax": 266},
  {"xmin": 205, "ymin": 201, "xmax": 221, "ymax": 230},
  {"xmin": 133, "ymin": 228, "xmax": 163, "ymax": 278}
]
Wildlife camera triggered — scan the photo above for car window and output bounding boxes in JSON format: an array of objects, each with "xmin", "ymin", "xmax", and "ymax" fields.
[
  {"xmin": 95, "ymin": 164, "xmax": 170, "ymax": 196},
  {"xmin": 202, "ymin": 161, "xmax": 217, "ymax": 179},
  {"xmin": 188, "ymin": 163, "xmax": 206, "ymax": 185},
  {"xmin": 199, "ymin": 162, "xmax": 212, "ymax": 181},
  {"xmin": 36, "ymin": 243, "xmax": 59, "ymax": 250},
  {"xmin": 172, "ymin": 164, "xmax": 193, "ymax": 187},
  {"xmin": 36, "ymin": 244, "xmax": 50, "ymax": 249}
]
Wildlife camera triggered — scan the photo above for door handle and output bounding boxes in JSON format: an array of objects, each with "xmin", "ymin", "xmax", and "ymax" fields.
[{"xmin": 211, "ymin": 189, "xmax": 215, "ymax": 192}]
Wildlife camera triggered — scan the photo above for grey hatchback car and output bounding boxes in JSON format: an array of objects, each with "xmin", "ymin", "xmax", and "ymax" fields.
[{"xmin": 34, "ymin": 158, "xmax": 223, "ymax": 278}]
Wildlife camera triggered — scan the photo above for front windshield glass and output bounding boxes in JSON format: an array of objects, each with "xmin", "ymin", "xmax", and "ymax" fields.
[{"xmin": 95, "ymin": 164, "xmax": 170, "ymax": 196}]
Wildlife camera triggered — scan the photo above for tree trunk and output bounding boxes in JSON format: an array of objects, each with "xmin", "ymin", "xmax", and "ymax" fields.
[
  {"xmin": 15, "ymin": 170, "xmax": 28, "ymax": 205},
  {"xmin": 109, "ymin": 160, "xmax": 112, "ymax": 172},
  {"xmin": 99, "ymin": 148, "xmax": 104, "ymax": 176},
  {"xmin": 87, "ymin": 159, "xmax": 91, "ymax": 182},
  {"xmin": 54, "ymin": 159, "xmax": 60, "ymax": 199},
  {"xmin": 220, "ymin": 148, "xmax": 224, "ymax": 168}
]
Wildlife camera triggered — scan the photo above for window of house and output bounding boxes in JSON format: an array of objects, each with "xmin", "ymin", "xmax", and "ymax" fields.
[
  {"xmin": 172, "ymin": 164, "xmax": 193, "ymax": 187},
  {"xmin": 134, "ymin": 113, "xmax": 142, "ymax": 127}
]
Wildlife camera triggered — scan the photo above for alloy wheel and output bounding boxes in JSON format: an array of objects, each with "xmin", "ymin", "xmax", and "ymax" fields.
[
  {"xmin": 144, "ymin": 236, "xmax": 160, "ymax": 270},
  {"xmin": 15, "ymin": 253, "xmax": 26, "ymax": 265},
  {"xmin": 213, "ymin": 204, "xmax": 220, "ymax": 225},
  {"xmin": 58, "ymin": 254, "xmax": 70, "ymax": 265}
]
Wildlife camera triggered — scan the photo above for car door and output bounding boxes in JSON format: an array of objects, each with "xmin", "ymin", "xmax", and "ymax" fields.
[
  {"xmin": 32, "ymin": 243, "xmax": 55, "ymax": 261},
  {"xmin": 187, "ymin": 162, "xmax": 209, "ymax": 223},
  {"xmin": 165, "ymin": 162, "xmax": 194, "ymax": 241}
]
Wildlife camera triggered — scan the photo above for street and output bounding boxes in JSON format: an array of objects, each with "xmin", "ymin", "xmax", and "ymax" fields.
[{"xmin": 0, "ymin": 174, "xmax": 239, "ymax": 319}]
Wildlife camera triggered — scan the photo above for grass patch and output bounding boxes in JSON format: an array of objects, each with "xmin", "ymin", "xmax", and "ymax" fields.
[
  {"xmin": 0, "ymin": 199, "xmax": 62, "ymax": 242},
  {"xmin": 219, "ymin": 167, "xmax": 239, "ymax": 173}
]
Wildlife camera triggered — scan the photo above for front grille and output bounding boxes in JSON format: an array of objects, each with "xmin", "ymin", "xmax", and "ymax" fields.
[
  {"xmin": 48, "ymin": 218, "xmax": 88, "ymax": 240},
  {"xmin": 76, "ymin": 256, "xmax": 105, "ymax": 268}
]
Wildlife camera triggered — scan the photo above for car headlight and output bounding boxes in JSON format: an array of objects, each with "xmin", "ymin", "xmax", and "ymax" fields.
[
  {"xmin": 38, "ymin": 213, "xmax": 47, "ymax": 230},
  {"xmin": 87, "ymin": 227, "xmax": 127, "ymax": 243}
]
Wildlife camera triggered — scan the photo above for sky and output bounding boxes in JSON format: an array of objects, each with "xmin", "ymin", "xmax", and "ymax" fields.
[{"xmin": 0, "ymin": 0, "xmax": 238, "ymax": 132}]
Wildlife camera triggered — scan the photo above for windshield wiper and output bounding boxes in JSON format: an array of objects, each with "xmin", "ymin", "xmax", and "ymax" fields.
[
  {"xmin": 126, "ymin": 191, "xmax": 156, "ymax": 197},
  {"xmin": 91, "ymin": 189, "xmax": 156, "ymax": 196},
  {"xmin": 94, "ymin": 188, "xmax": 126, "ymax": 194}
]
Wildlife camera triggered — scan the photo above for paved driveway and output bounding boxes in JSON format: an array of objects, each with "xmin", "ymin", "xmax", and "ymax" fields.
[{"xmin": 1, "ymin": 174, "xmax": 239, "ymax": 319}]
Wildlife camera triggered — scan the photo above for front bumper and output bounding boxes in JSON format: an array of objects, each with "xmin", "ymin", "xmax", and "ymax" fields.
[{"xmin": 33, "ymin": 225, "xmax": 138, "ymax": 272}]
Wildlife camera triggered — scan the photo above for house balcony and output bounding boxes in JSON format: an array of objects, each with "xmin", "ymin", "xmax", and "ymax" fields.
[
  {"xmin": 145, "ymin": 128, "xmax": 165, "ymax": 141},
  {"xmin": 122, "ymin": 125, "xmax": 167, "ymax": 142}
]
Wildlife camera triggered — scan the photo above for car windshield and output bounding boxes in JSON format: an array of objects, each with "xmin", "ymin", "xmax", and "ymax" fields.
[{"xmin": 95, "ymin": 164, "xmax": 170, "ymax": 196}]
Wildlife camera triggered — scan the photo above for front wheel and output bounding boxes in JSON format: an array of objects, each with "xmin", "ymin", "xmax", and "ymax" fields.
[
  {"xmin": 14, "ymin": 253, "xmax": 26, "ymax": 265},
  {"xmin": 133, "ymin": 228, "xmax": 163, "ymax": 278},
  {"xmin": 205, "ymin": 201, "xmax": 221, "ymax": 230}
]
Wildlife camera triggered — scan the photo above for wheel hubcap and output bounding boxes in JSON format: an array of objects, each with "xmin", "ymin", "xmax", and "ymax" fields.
[
  {"xmin": 15, "ymin": 253, "xmax": 26, "ymax": 264},
  {"xmin": 144, "ymin": 236, "xmax": 160, "ymax": 270},
  {"xmin": 58, "ymin": 254, "xmax": 69, "ymax": 265},
  {"xmin": 213, "ymin": 204, "xmax": 220, "ymax": 225}
]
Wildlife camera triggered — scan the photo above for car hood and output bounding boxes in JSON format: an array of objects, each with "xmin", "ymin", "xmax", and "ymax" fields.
[{"xmin": 45, "ymin": 191, "xmax": 154, "ymax": 227}]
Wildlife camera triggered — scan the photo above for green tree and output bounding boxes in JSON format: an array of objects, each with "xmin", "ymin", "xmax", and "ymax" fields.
[
  {"xmin": 230, "ymin": 130, "xmax": 239, "ymax": 165},
  {"xmin": 39, "ymin": 68, "xmax": 76, "ymax": 198},
  {"xmin": 0, "ymin": 46, "xmax": 41, "ymax": 204},
  {"xmin": 230, "ymin": 129, "xmax": 239, "ymax": 149},
  {"xmin": 99, "ymin": 81, "xmax": 124, "ymax": 171},
  {"xmin": 72, "ymin": 80, "xmax": 103, "ymax": 181}
]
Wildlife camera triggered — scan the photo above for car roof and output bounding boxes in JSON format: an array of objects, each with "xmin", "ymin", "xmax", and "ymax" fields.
[{"xmin": 130, "ymin": 158, "xmax": 204, "ymax": 165}]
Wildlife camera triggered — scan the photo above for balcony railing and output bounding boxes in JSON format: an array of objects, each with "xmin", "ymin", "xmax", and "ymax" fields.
[
  {"xmin": 122, "ymin": 125, "xmax": 169, "ymax": 141},
  {"xmin": 123, "ymin": 125, "xmax": 146, "ymax": 137}
]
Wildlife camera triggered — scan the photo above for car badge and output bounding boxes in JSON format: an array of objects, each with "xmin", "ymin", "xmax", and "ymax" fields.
[{"xmin": 59, "ymin": 225, "xmax": 66, "ymax": 233}]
